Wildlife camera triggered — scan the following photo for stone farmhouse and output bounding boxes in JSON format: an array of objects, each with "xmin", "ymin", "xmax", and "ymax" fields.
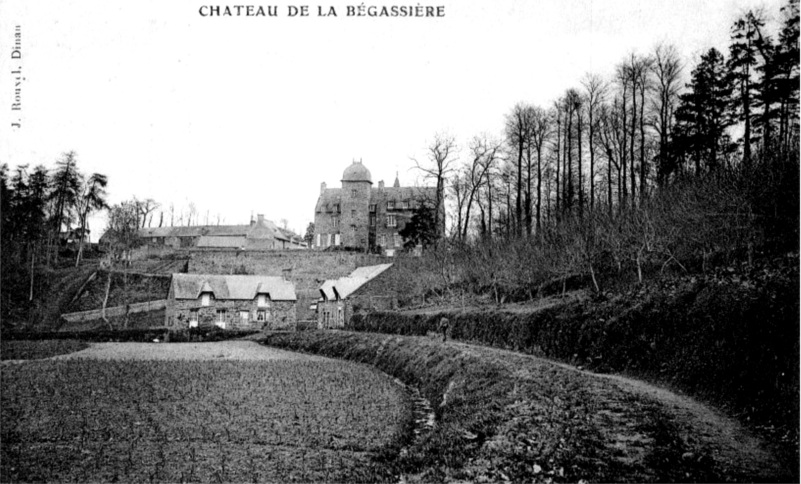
[
  {"xmin": 317, "ymin": 263, "xmax": 395, "ymax": 328},
  {"xmin": 105, "ymin": 214, "xmax": 305, "ymax": 250},
  {"xmin": 314, "ymin": 161, "xmax": 443, "ymax": 255},
  {"xmin": 166, "ymin": 274, "xmax": 297, "ymax": 330}
]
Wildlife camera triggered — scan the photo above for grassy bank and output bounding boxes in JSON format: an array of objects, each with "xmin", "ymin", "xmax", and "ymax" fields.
[
  {"xmin": 351, "ymin": 262, "xmax": 799, "ymax": 437},
  {"xmin": 260, "ymin": 331, "xmax": 788, "ymax": 482}
]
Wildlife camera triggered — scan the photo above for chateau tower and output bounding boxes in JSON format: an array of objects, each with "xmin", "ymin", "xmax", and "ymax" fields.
[{"xmin": 340, "ymin": 161, "xmax": 372, "ymax": 250}]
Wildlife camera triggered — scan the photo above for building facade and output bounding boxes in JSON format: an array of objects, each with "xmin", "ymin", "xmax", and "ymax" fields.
[
  {"xmin": 165, "ymin": 274, "xmax": 297, "ymax": 331},
  {"xmin": 317, "ymin": 263, "xmax": 395, "ymax": 328},
  {"xmin": 102, "ymin": 214, "xmax": 305, "ymax": 251},
  {"xmin": 313, "ymin": 161, "xmax": 442, "ymax": 254}
]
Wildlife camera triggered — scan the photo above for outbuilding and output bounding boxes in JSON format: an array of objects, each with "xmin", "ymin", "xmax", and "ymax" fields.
[{"xmin": 317, "ymin": 263, "xmax": 394, "ymax": 328}]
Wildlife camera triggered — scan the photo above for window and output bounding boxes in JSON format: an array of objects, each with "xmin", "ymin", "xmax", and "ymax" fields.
[
  {"xmin": 333, "ymin": 216, "xmax": 340, "ymax": 228},
  {"xmin": 334, "ymin": 233, "xmax": 341, "ymax": 246},
  {"xmin": 401, "ymin": 201, "xmax": 409, "ymax": 209},
  {"xmin": 216, "ymin": 309, "xmax": 226, "ymax": 322},
  {"xmin": 189, "ymin": 309, "xmax": 199, "ymax": 328},
  {"xmin": 334, "ymin": 204, "xmax": 340, "ymax": 213},
  {"xmin": 387, "ymin": 215, "xmax": 397, "ymax": 227},
  {"xmin": 369, "ymin": 204, "xmax": 376, "ymax": 213},
  {"xmin": 257, "ymin": 294, "xmax": 270, "ymax": 308},
  {"xmin": 326, "ymin": 234, "xmax": 332, "ymax": 246},
  {"xmin": 257, "ymin": 310, "xmax": 267, "ymax": 322},
  {"xmin": 394, "ymin": 233, "xmax": 403, "ymax": 247},
  {"xmin": 387, "ymin": 201, "xmax": 395, "ymax": 210},
  {"xmin": 201, "ymin": 293, "xmax": 210, "ymax": 306},
  {"xmin": 316, "ymin": 234, "xmax": 321, "ymax": 247},
  {"xmin": 379, "ymin": 235, "xmax": 386, "ymax": 247},
  {"xmin": 351, "ymin": 189, "xmax": 357, "ymax": 197},
  {"xmin": 369, "ymin": 214, "xmax": 376, "ymax": 227},
  {"xmin": 240, "ymin": 311, "xmax": 249, "ymax": 322}
]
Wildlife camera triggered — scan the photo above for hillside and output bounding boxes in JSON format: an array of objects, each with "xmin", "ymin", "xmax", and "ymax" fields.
[
  {"xmin": 261, "ymin": 331, "xmax": 791, "ymax": 482},
  {"xmin": 349, "ymin": 253, "xmax": 800, "ymax": 472}
]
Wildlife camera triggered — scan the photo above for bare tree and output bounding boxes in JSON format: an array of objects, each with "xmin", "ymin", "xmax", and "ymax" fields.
[
  {"xmin": 552, "ymin": 101, "xmax": 563, "ymax": 215},
  {"xmin": 505, "ymin": 103, "xmax": 534, "ymax": 235},
  {"xmin": 412, "ymin": 132, "xmax": 458, "ymax": 236},
  {"xmin": 650, "ymin": 43, "xmax": 683, "ymax": 185},
  {"xmin": 564, "ymin": 89, "xmax": 582, "ymax": 212},
  {"xmin": 449, "ymin": 170, "xmax": 469, "ymax": 238},
  {"xmin": 459, "ymin": 135, "xmax": 503, "ymax": 239},
  {"xmin": 135, "ymin": 198, "xmax": 159, "ymax": 228},
  {"xmin": 582, "ymin": 73, "xmax": 608, "ymax": 212},
  {"xmin": 187, "ymin": 202, "xmax": 197, "ymax": 227},
  {"xmin": 529, "ymin": 107, "xmax": 552, "ymax": 232},
  {"xmin": 615, "ymin": 64, "xmax": 631, "ymax": 207}
]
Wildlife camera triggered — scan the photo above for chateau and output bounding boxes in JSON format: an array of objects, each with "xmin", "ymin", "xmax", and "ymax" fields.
[{"xmin": 313, "ymin": 161, "xmax": 442, "ymax": 254}]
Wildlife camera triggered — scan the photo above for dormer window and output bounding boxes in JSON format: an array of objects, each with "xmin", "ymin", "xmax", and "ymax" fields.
[
  {"xmin": 387, "ymin": 201, "xmax": 395, "ymax": 210},
  {"xmin": 201, "ymin": 293, "xmax": 211, "ymax": 306},
  {"xmin": 257, "ymin": 294, "xmax": 270, "ymax": 308}
]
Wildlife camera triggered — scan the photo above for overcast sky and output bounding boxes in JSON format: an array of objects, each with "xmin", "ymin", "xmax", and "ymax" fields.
[{"xmin": 0, "ymin": 0, "xmax": 787, "ymax": 239}]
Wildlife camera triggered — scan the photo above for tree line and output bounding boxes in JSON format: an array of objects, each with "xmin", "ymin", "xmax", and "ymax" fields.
[
  {"xmin": 426, "ymin": 2, "xmax": 798, "ymax": 238},
  {"xmin": 406, "ymin": 1, "xmax": 798, "ymax": 297}
]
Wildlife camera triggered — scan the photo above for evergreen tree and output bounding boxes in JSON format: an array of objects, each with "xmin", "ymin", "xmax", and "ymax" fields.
[
  {"xmin": 46, "ymin": 151, "xmax": 82, "ymax": 265},
  {"xmin": 674, "ymin": 48, "xmax": 736, "ymax": 175},
  {"xmin": 728, "ymin": 11, "xmax": 764, "ymax": 165},
  {"xmin": 775, "ymin": 0, "xmax": 800, "ymax": 157},
  {"xmin": 399, "ymin": 203, "xmax": 439, "ymax": 249},
  {"xmin": 75, "ymin": 173, "xmax": 109, "ymax": 266}
]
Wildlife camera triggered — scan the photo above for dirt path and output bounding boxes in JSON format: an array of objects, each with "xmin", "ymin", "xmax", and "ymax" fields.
[{"xmin": 449, "ymin": 340, "xmax": 788, "ymax": 481}]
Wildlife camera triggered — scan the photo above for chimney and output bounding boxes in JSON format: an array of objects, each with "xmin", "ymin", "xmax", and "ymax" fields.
[
  {"xmin": 257, "ymin": 214, "xmax": 265, "ymax": 226},
  {"xmin": 321, "ymin": 182, "xmax": 327, "ymax": 194},
  {"xmin": 378, "ymin": 180, "xmax": 385, "ymax": 189},
  {"xmin": 249, "ymin": 213, "xmax": 255, "ymax": 226}
]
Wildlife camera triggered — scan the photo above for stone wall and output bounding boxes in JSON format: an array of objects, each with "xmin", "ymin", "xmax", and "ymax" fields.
[
  {"xmin": 166, "ymin": 298, "xmax": 296, "ymax": 331},
  {"xmin": 347, "ymin": 266, "xmax": 399, "ymax": 319}
]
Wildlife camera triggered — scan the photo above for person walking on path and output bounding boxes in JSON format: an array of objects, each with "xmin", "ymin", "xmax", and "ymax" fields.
[{"xmin": 438, "ymin": 317, "xmax": 450, "ymax": 342}]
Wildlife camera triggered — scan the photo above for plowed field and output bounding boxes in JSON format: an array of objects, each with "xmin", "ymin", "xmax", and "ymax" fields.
[{"xmin": 1, "ymin": 341, "xmax": 410, "ymax": 483}]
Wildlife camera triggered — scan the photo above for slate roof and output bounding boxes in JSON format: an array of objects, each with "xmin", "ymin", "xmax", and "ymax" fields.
[
  {"xmin": 315, "ymin": 189, "xmax": 343, "ymax": 212},
  {"xmin": 373, "ymin": 186, "xmax": 437, "ymax": 204},
  {"xmin": 319, "ymin": 263, "xmax": 393, "ymax": 301},
  {"xmin": 171, "ymin": 274, "xmax": 297, "ymax": 301},
  {"xmin": 197, "ymin": 236, "xmax": 247, "ymax": 248},
  {"xmin": 315, "ymin": 186, "xmax": 437, "ymax": 213},
  {"xmin": 135, "ymin": 217, "xmax": 302, "ymax": 244}
]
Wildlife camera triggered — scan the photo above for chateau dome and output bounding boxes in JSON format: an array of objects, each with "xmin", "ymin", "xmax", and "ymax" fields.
[{"xmin": 342, "ymin": 161, "xmax": 372, "ymax": 183}]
